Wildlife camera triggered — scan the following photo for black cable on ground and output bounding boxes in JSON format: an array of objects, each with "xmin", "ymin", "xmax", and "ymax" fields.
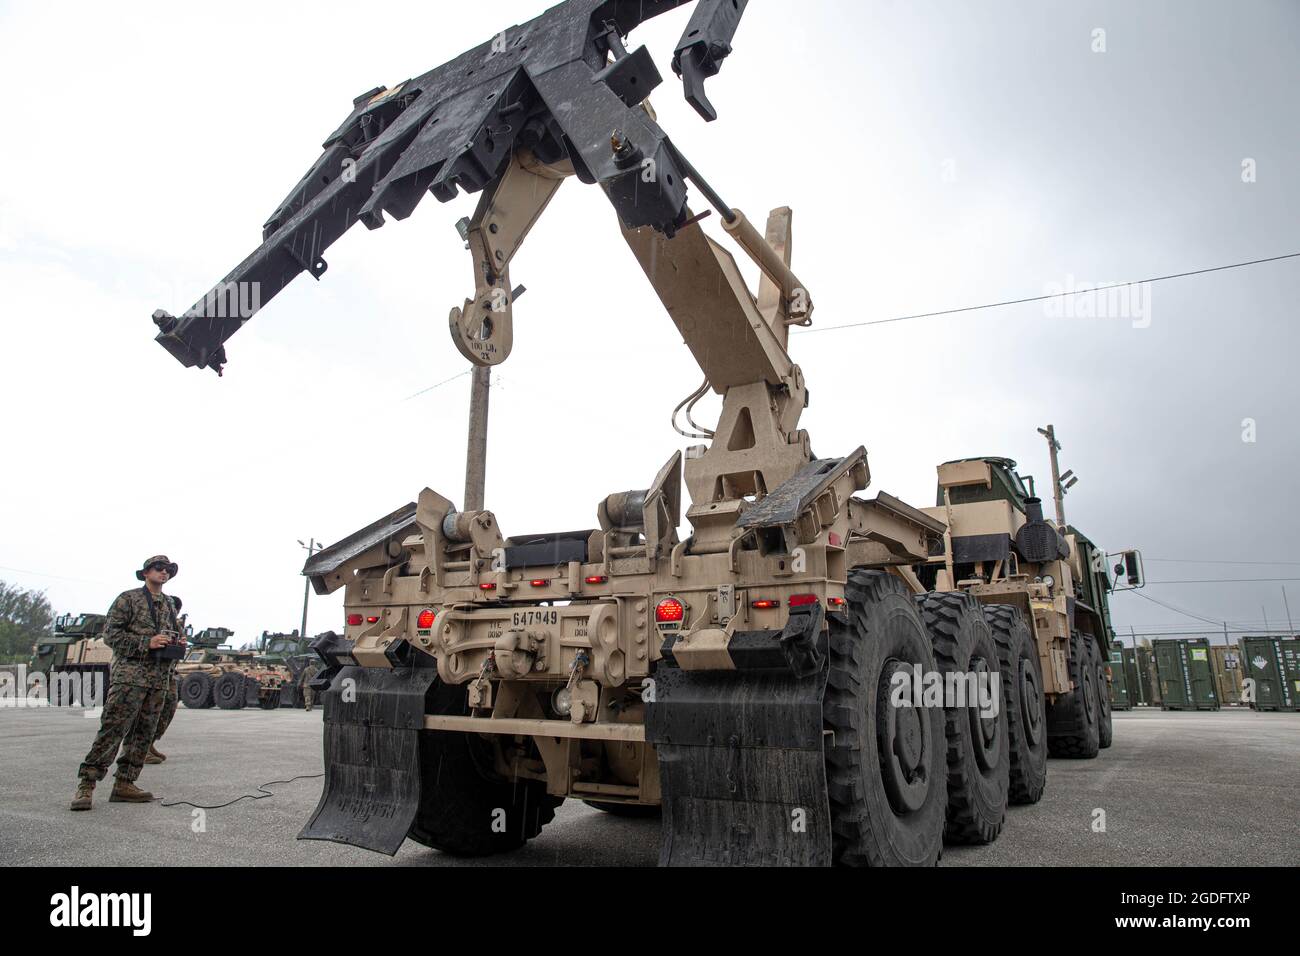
[{"xmin": 160, "ymin": 772, "xmax": 324, "ymax": 811}]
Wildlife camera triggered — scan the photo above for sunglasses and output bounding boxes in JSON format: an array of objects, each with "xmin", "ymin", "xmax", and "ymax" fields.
[{"xmin": 147, "ymin": 564, "xmax": 171, "ymax": 573}]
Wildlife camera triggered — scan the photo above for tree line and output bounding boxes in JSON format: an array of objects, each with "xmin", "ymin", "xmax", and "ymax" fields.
[{"xmin": 0, "ymin": 580, "xmax": 54, "ymax": 664}]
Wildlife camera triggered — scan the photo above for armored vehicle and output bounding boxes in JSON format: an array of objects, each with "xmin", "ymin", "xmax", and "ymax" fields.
[
  {"xmin": 177, "ymin": 647, "xmax": 288, "ymax": 710},
  {"xmin": 31, "ymin": 614, "xmax": 113, "ymax": 706},
  {"xmin": 30, "ymin": 613, "xmax": 108, "ymax": 677},
  {"xmin": 255, "ymin": 631, "xmax": 324, "ymax": 708}
]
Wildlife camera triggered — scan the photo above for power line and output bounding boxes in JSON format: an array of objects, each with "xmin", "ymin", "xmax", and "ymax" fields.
[
  {"xmin": 799, "ymin": 251, "xmax": 1300, "ymax": 335},
  {"xmin": 1145, "ymin": 557, "xmax": 1300, "ymax": 567},
  {"xmin": 1124, "ymin": 628, "xmax": 1294, "ymax": 634},
  {"xmin": 405, "ymin": 254, "xmax": 1300, "ymax": 395},
  {"xmin": 1120, "ymin": 620, "xmax": 1280, "ymax": 629},
  {"xmin": 1147, "ymin": 578, "xmax": 1300, "ymax": 585},
  {"xmin": 1127, "ymin": 588, "xmax": 1251, "ymax": 629},
  {"xmin": 403, "ymin": 369, "xmax": 472, "ymax": 401},
  {"xmin": 0, "ymin": 565, "xmax": 112, "ymax": 586}
]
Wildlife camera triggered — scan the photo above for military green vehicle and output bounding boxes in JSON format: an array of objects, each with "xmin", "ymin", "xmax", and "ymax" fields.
[
  {"xmin": 30, "ymin": 613, "xmax": 107, "ymax": 676},
  {"xmin": 255, "ymin": 631, "xmax": 324, "ymax": 708},
  {"xmin": 150, "ymin": 0, "xmax": 1142, "ymax": 867},
  {"xmin": 30, "ymin": 613, "xmax": 113, "ymax": 706}
]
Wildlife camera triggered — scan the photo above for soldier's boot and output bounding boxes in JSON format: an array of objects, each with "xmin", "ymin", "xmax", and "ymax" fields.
[
  {"xmin": 110, "ymin": 780, "xmax": 155, "ymax": 803},
  {"xmin": 145, "ymin": 745, "xmax": 166, "ymax": 764},
  {"xmin": 69, "ymin": 779, "xmax": 95, "ymax": 812}
]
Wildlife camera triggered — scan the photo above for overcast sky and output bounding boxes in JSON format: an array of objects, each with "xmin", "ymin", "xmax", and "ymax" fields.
[{"xmin": 1, "ymin": 0, "xmax": 1297, "ymax": 647}]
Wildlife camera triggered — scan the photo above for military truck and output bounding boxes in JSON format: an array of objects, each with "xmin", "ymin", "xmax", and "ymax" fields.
[
  {"xmin": 31, "ymin": 614, "xmax": 113, "ymax": 706},
  {"xmin": 918, "ymin": 446, "xmax": 1142, "ymax": 804},
  {"xmin": 150, "ymin": 0, "xmax": 1136, "ymax": 866},
  {"xmin": 177, "ymin": 645, "xmax": 289, "ymax": 710},
  {"xmin": 255, "ymin": 631, "xmax": 324, "ymax": 708},
  {"xmin": 30, "ymin": 613, "xmax": 107, "ymax": 677}
]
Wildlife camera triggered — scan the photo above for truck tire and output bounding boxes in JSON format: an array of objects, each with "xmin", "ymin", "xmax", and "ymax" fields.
[
  {"xmin": 407, "ymin": 678, "xmax": 561, "ymax": 857},
  {"xmin": 825, "ymin": 570, "xmax": 946, "ymax": 866},
  {"xmin": 1092, "ymin": 637, "xmax": 1114, "ymax": 749},
  {"xmin": 214, "ymin": 672, "xmax": 246, "ymax": 710},
  {"xmin": 180, "ymin": 672, "xmax": 214, "ymax": 709},
  {"xmin": 258, "ymin": 690, "xmax": 281, "ymax": 710},
  {"xmin": 582, "ymin": 800, "xmax": 661, "ymax": 818},
  {"xmin": 916, "ymin": 592, "xmax": 1010, "ymax": 845},
  {"xmin": 985, "ymin": 605, "xmax": 1047, "ymax": 805},
  {"xmin": 1046, "ymin": 632, "xmax": 1100, "ymax": 759}
]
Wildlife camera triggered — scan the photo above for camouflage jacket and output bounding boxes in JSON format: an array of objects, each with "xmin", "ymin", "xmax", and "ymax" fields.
[{"xmin": 103, "ymin": 587, "xmax": 181, "ymax": 690}]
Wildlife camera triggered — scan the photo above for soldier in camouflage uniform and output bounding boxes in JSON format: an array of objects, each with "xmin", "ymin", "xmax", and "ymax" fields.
[
  {"xmin": 146, "ymin": 677, "xmax": 179, "ymax": 764},
  {"xmin": 71, "ymin": 555, "xmax": 187, "ymax": 810}
]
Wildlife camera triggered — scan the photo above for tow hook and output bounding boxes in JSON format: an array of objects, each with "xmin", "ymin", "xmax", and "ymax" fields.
[{"xmin": 779, "ymin": 601, "xmax": 826, "ymax": 678}]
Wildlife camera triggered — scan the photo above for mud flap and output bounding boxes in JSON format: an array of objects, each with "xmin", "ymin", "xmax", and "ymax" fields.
[
  {"xmin": 645, "ymin": 610, "xmax": 832, "ymax": 867},
  {"xmin": 297, "ymin": 665, "xmax": 438, "ymax": 855}
]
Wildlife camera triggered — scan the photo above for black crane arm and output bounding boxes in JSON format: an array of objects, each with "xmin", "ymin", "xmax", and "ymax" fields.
[{"xmin": 151, "ymin": 0, "xmax": 749, "ymax": 375}]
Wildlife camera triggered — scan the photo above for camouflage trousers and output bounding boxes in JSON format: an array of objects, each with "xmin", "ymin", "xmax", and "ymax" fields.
[
  {"xmin": 78, "ymin": 682, "xmax": 166, "ymax": 782},
  {"xmin": 153, "ymin": 677, "xmax": 179, "ymax": 742}
]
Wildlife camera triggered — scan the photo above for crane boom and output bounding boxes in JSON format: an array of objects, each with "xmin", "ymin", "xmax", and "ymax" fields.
[{"xmin": 151, "ymin": 0, "xmax": 750, "ymax": 375}]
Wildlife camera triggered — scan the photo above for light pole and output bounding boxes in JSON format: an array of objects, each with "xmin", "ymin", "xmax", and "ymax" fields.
[
  {"xmin": 1037, "ymin": 424, "xmax": 1078, "ymax": 529},
  {"xmin": 297, "ymin": 538, "xmax": 322, "ymax": 638}
]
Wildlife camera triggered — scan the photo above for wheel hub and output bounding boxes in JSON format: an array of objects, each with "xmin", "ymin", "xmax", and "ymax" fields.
[
  {"xmin": 1020, "ymin": 655, "xmax": 1043, "ymax": 746},
  {"xmin": 967, "ymin": 656, "xmax": 1001, "ymax": 772},
  {"xmin": 1081, "ymin": 660, "xmax": 1096, "ymax": 723},
  {"xmin": 877, "ymin": 661, "xmax": 929, "ymax": 815}
]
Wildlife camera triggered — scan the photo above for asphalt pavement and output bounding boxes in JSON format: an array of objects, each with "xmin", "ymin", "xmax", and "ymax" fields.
[{"xmin": 1, "ymin": 704, "xmax": 1294, "ymax": 866}]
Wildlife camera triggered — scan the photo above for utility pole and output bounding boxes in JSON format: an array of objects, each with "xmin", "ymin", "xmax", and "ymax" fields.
[
  {"xmin": 1037, "ymin": 424, "xmax": 1076, "ymax": 529},
  {"xmin": 297, "ymin": 538, "xmax": 322, "ymax": 638},
  {"xmin": 464, "ymin": 366, "xmax": 491, "ymax": 511},
  {"xmin": 1283, "ymin": 586, "xmax": 1295, "ymax": 638}
]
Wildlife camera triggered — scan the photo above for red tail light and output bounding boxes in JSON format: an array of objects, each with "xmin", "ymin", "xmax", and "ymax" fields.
[
  {"xmin": 479, "ymin": 582, "xmax": 497, "ymax": 591},
  {"xmin": 585, "ymin": 575, "xmax": 607, "ymax": 585},
  {"xmin": 788, "ymin": 594, "xmax": 819, "ymax": 607},
  {"xmin": 827, "ymin": 597, "xmax": 846, "ymax": 607},
  {"xmin": 751, "ymin": 599, "xmax": 779, "ymax": 610},
  {"xmin": 366, "ymin": 616, "xmax": 380, "ymax": 624},
  {"xmin": 416, "ymin": 609, "xmax": 435, "ymax": 629},
  {"xmin": 346, "ymin": 614, "xmax": 363, "ymax": 626},
  {"xmin": 655, "ymin": 598, "xmax": 685, "ymax": 624},
  {"xmin": 530, "ymin": 579, "xmax": 549, "ymax": 588}
]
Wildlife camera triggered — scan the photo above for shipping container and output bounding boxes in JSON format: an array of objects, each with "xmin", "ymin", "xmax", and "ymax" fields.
[
  {"xmin": 1153, "ymin": 638, "xmax": 1220, "ymax": 711},
  {"xmin": 1107, "ymin": 641, "xmax": 1133, "ymax": 710},
  {"xmin": 1239, "ymin": 636, "xmax": 1300, "ymax": 712},
  {"xmin": 1120, "ymin": 646, "xmax": 1148, "ymax": 705},
  {"xmin": 1136, "ymin": 646, "xmax": 1161, "ymax": 706},
  {"xmin": 1210, "ymin": 644, "xmax": 1245, "ymax": 706}
]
